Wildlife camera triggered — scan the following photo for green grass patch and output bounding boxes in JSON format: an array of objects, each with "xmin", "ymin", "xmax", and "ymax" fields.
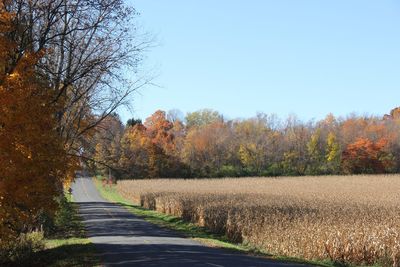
[
  {"xmin": 30, "ymin": 193, "xmax": 101, "ymax": 267},
  {"xmin": 94, "ymin": 177, "xmax": 335, "ymax": 267}
]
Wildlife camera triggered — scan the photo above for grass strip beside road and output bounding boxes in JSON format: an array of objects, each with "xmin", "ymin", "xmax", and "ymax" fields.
[
  {"xmin": 31, "ymin": 193, "xmax": 101, "ymax": 267},
  {"xmin": 94, "ymin": 177, "xmax": 334, "ymax": 267}
]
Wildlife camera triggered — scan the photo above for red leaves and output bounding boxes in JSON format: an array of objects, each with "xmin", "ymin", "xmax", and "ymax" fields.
[{"xmin": 342, "ymin": 138, "xmax": 393, "ymax": 174}]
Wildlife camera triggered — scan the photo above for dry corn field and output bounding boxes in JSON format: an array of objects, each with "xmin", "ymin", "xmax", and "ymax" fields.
[{"xmin": 116, "ymin": 175, "xmax": 400, "ymax": 266}]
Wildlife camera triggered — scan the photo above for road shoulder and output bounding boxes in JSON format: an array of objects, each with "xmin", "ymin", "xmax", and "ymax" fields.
[{"xmin": 31, "ymin": 193, "xmax": 101, "ymax": 267}]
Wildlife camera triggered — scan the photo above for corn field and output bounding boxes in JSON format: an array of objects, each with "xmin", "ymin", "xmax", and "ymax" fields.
[{"xmin": 116, "ymin": 175, "xmax": 400, "ymax": 266}]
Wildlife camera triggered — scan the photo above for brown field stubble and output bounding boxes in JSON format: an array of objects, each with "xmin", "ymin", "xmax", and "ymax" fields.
[{"xmin": 116, "ymin": 175, "xmax": 400, "ymax": 266}]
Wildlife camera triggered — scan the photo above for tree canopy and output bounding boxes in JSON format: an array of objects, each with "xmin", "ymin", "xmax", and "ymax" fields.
[{"xmin": 91, "ymin": 107, "xmax": 400, "ymax": 179}]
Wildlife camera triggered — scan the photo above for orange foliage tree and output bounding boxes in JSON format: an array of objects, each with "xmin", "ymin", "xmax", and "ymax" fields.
[
  {"xmin": 119, "ymin": 123, "xmax": 151, "ymax": 178},
  {"xmin": 183, "ymin": 122, "xmax": 233, "ymax": 176},
  {"xmin": 144, "ymin": 111, "xmax": 175, "ymax": 177},
  {"xmin": 0, "ymin": 3, "xmax": 71, "ymax": 246},
  {"xmin": 341, "ymin": 138, "xmax": 394, "ymax": 174},
  {"xmin": 118, "ymin": 111, "xmax": 188, "ymax": 178}
]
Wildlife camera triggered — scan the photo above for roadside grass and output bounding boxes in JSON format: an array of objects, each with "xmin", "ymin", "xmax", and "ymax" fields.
[
  {"xmin": 94, "ymin": 177, "xmax": 337, "ymax": 267},
  {"xmin": 29, "ymin": 193, "xmax": 101, "ymax": 267}
]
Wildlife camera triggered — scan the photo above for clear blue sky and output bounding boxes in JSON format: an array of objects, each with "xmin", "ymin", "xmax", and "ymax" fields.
[{"xmin": 122, "ymin": 0, "xmax": 400, "ymax": 123}]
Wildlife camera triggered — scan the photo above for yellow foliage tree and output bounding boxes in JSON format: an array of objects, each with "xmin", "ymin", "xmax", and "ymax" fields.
[
  {"xmin": 0, "ymin": 3, "xmax": 71, "ymax": 246},
  {"xmin": 238, "ymin": 143, "xmax": 265, "ymax": 173},
  {"xmin": 325, "ymin": 132, "xmax": 341, "ymax": 173}
]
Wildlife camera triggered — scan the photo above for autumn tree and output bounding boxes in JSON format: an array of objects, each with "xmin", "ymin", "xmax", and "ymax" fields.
[
  {"xmin": 325, "ymin": 132, "xmax": 341, "ymax": 173},
  {"xmin": 342, "ymin": 138, "xmax": 394, "ymax": 174},
  {"xmin": 281, "ymin": 115, "xmax": 311, "ymax": 175},
  {"xmin": 170, "ymin": 119, "xmax": 186, "ymax": 156},
  {"xmin": 0, "ymin": 3, "xmax": 71, "ymax": 250},
  {"xmin": 144, "ymin": 110, "xmax": 178, "ymax": 177},
  {"xmin": 92, "ymin": 114, "xmax": 124, "ymax": 177},
  {"xmin": 340, "ymin": 116, "xmax": 369, "ymax": 145},
  {"xmin": 185, "ymin": 109, "xmax": 223, "ymax": 129},
  {"xmin": 183, "ymin": 121, "xmax": 233, "ymax": 177},
  {"xmin": 306, "ymin": 129, "xmax": 326, "ymax": 174},
  {"xmin": 5, "ymin": 0, "xmax": 151, "ymax": 164},
  {"xmin": 1, "ymin": 0, "xmax": 150, "ymax": 257},
  {"xmin": 119, "ymin": 123, "xmax": 151, "ymax": 178},
  {"xmin": 235, "ymin": 115, "xmax": 281, "ymax": 175},
  {"xmin": 118, "ymin": 111, "xmax": 187, "ymax": 178}
]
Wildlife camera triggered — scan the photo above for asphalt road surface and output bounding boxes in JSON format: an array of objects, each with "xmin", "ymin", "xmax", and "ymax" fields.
[{"xmin": 72, "ymin": 177, "xmax": 311, "ymax": 267}]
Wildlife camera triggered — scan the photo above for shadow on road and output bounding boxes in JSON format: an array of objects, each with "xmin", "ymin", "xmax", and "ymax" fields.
[
  {"xmin": 77, "ymin": 202, "xmax": 183, "ymax": 239},
  {"xmin": 94, "ymin": 243, "xmax": 303, "ymax": 267},
  {"xmin": 18, "ymin": 243, "xmax": 99, "ymax": 267}
]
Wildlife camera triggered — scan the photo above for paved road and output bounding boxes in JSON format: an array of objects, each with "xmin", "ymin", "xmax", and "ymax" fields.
[{"xmin": 72, "ymin": 177, "xmax": 310, "ymax": 267}]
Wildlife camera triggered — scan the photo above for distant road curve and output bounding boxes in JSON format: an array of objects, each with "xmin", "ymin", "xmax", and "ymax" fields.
[{"xmin": 72, "ymin": 177, "xmax": 312, "ymax": 267}]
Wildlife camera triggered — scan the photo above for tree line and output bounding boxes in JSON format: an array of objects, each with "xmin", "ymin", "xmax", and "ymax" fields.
[
  {"xmin": 0, "ymin": 0, "xmax": 146, "ymax": 262},
  {"xmin": 91, "ymin": 107, "xmax": 400, "ymax": 179}
]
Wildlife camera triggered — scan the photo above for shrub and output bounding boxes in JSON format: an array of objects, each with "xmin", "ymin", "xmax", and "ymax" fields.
[
  {"xmin": 0, "ymin": 231, "xmax": 44, "ymax": 265},
  {"xmin": 216, "ymin": 165, "xmax": 241, "ymax": 177}
]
